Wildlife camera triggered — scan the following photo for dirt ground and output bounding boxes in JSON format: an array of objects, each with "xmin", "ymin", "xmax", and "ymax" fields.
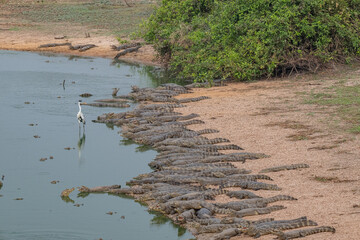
[
  {"xmin": 1, "ymin": 1, "xmax": 360, "ymax": 239},
  {"xmin": 175, "ymin": 74, "xmax": 360, "ymax": 240}
]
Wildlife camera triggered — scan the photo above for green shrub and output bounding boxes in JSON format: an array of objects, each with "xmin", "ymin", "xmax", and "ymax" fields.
[{"xmin": 140, "ymin": 0, "xmax": 360, "ymax": 82}]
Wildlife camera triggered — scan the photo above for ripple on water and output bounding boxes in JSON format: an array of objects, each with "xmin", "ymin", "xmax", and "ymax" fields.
[{"xmin": 3, "ymin": 229, "xmax": 94, "ymax": 240}]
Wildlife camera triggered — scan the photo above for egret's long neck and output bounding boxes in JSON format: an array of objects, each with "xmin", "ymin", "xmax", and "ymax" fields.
[{"xmin": 78, "ymin": 102, "xmax": 82, "ymax": 112}]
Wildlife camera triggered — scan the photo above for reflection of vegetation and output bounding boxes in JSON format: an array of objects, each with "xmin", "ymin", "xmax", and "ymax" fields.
[
  {"xmin": 111, "ymin": 62, "xmax": 188, "ymax": 87},
  {"xmin": 137, "ymin": 66, "xmax": 188, "ymax": 87},
  {"xmin": 77, "ymin": 192, "xmax": 90, "ymax": 198},
  {"xmin": 120, "ymin": 138, "xmax": 154, "ymax": 152},
  {"xmin": 177, "ymin": 227, "xmax": 187, "ymax": 237},
  {"xmin": 136, "ymin": 144, "xmax": 153, "ymax": 152},
  {"xmin": 109, "ymin": 192, "xmax": 134, "ymax": 200},
  {"xmin": 105, "ymin": 123, "xmax": 115, "ymax": 130},
  {"xmin": 61, "ymin": 196, "xmax": 75, "ymax": 203},
  {"xmin": 150, "ymin": 212, "xmax": 170, "ymax": 225},
  {"xmin": 120, "ymin": 138, "xmax": 136, "ymax": 146},
  {"xmin": 148, "ymin": 210, "xmax": 187, "ymax": 237}
]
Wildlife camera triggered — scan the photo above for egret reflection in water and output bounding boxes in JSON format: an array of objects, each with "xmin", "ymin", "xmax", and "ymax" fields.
[{"xmin": 77, "ymin": 131, "xmax": 86, "ymax": 161}]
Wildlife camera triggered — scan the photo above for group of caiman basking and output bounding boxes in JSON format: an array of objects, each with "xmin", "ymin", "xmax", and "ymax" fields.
[{"xmin": 78, "ymin": 83, "xmax": 335, "ymax": 240}]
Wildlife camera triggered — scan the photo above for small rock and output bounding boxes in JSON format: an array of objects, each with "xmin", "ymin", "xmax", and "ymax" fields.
[
  {"xmin": 14, "ymin": 198, "xmax": 24, "ymax": 200},
  {"xmin": 353, "ymin": 204, "xmax": 360, "ymax": 208},
  {"xmin": 73, "ymin": 203, "xmax": 84, "ymax": 207},
  {"xmin": 50, "ymin": 180, "xmax": 59, "ymax": 184},
  {"xmin": 40, "ymin": 157, "xmax": 47, "ymax": 162},
  {"xmin": 49, "ymin": 156, "xmax": 54, "ymax": 159},
  {"xmin": 0, "ymin": 180, "xmax": 3, "ymax": 189},
  {"xmin": 80, "ymin": 93, "xmax": 93, "ymax": 98},
  {"xmin": 24, "ymin": 101, "xmax": 30, "ymax": 104}
]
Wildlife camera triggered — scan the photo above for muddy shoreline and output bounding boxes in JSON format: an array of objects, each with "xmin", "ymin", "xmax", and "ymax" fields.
[{"xmin": 0, "ymin": 33, "xmax": 161, "ymax": 67}]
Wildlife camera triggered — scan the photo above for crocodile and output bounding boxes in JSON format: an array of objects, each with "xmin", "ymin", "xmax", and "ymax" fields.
[
  {"xmin": 38, "ymin": 42, "xmax": 72, "ymax": 48},
  {"xmin": 114, "ymin": 46, "xmax": 141, "ymax": 59},
  {"xmin": 69, "ymin": 44, "xmax": 96, "ymax": 51},
  {"xmin": 162, "ymin": 163, "xmax": 236, "ymax": 171},
  {"xmin": 259, "ymin": 163, "xmax": 310, "ymax": 173},
  {"xmin": 158, "ymin": 200, "xmax": 236, "ymax": 215},
  {"xmin": 246, "ymin": 216, "xmax": 318, "ymax": 238},
  {"xmin": 210, "ymin": 228, "xmax": 240, "ymax": 240},
  {"xmin": 95, "ymin": 98, "xmax": 130, "ymax": 103},
  {"xmin": 273, "ymin": 226, "xmax": 335, "ymax": 239},
  {"xmin": 194, "ymin": 144, "xmax": 244, "ymax": 151},
  {"xmin": 196, "ymin": 208, "xmax": 213, "ymax": 219},
  {"xmin": 161, "ymin": 119, "xmax": 205, "ymax": 126},
  {"xmin": 221, "ymin": 217, "xmax": 274, "ymax": 225},
  {"xmin": 177, "ymin": 96, "xmax": 211, "ymax": 103},
  {"xmin": 111, "ymin": 42, "xmax": 141, "ymax": 51},
  {"xmin": 154, "ymin": 150, "xmax": 223, "ymax": 161},
  {"xmin": 159, "ymin": 83, "xmax": 192, "ymax": 93},
  {"xmin": 77, "ymin": 185, "xmax": 121, "ymax": 193},
  {"xmin": 220, "ymin": 181, "xmax": 282, "ymax": 191},
  {"xmin": 78, "ymin": 44, "xmax": 97, "ymax": 52},
  {"xmin": 198, "ymin": 152, "xmax": 269, "ymax": 163},
  {"xmin": 137, "ymin": 103, "xmax": 186, "ymax": 110},
  {"xmin": 234, "ymin": 205, "xmax": 286, "ymax": 217},
  {"xmin": 226, "ymin": 190, "xmax": 263, "ymax": 199},
  {"xmin": 197, "ymin": 223, "xmax": 248, "ymax": 233},
  {"xmin": 154, "ymin": 137, "xmax": 231, "ymax": 148},
  {"xmin": 196, "ymin": 129, "xmax": 220, "ymax": 134},
  {"xmin": 195, "ymin": 218, "xmax": 222, "ymax": 225},
  {"xmin": 176, "ymin": 209, "xmax": 196, "ymax": 223},
  {"xmin": 215, "ymin": 195, "xmax": 296, "ymax": 211},
  {"xmin": 226, "ymin": 174, "xmax": 272, "ymax": 181},
  {"xmin": 108, "ymin": 187, "xmax": 148, "ymax": 195},
  {"xmin": 83, "ymin": 102, "xmax": 131, "ymax": 108}
]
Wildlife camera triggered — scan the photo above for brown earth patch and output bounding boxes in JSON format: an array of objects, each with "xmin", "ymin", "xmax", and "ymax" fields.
[{"xmin": 174, "ymin": 72, "xmax": 360, "ymax": 240}]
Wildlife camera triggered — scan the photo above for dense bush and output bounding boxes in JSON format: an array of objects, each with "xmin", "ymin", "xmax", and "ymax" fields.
[{"xmin": 140, "ymin": 0, "xmax": 360, "ymax": 81}]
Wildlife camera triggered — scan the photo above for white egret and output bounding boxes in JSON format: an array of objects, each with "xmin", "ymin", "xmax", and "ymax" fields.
[{"xmin": 77, "ymin": 101, "xmax": 85, "ymax": 129}]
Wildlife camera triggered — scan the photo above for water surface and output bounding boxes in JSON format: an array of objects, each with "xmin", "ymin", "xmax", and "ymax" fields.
[{"xmin": 0, "ymin": 50, "xmax": 193, "ymax": 240}]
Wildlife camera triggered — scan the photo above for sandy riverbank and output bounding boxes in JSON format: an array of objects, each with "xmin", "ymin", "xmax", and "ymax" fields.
[
  {"xmin": 174, "ymin": 78, "xmax": 360, "ymax": 240},
  {"xmin": 0, "ymin": 30, "xmax": 160, "ymax": 66}
]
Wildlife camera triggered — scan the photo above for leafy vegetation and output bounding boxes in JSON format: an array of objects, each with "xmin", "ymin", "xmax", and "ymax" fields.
[{"xmin": 140, "ymin": 0, "xmax": 360, "ymax": 81}]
